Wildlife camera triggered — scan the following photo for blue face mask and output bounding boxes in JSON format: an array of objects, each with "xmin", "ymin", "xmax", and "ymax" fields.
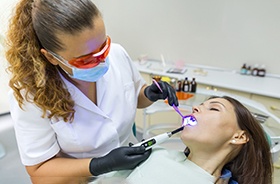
[
  {"xmin": 57, "ymin": 57, "xmax": 110, "ymax": 82},
  {"xmin": 48, "ymin": 50, "xmax": 110, "ymax": 82},
  {"xmin": 70, "ymin": 58, "xmax": 110, "ymax": 82}
]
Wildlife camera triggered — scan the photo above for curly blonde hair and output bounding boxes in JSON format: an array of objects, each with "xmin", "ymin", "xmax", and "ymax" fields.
[{"xmin": 5, "ymin": 0, "xmax": 100, "ymax": 122}]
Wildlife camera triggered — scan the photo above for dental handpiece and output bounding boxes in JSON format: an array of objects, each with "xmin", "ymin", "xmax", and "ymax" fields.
[{"xmin": 133, "ymin": 126, "xmax": 184, "ymax": 150}]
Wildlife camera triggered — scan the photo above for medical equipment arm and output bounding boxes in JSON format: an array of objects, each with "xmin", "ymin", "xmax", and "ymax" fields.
[
  {"xmin": 89, "ymin": 146, "xmax": 151, "ymax": 176},
  {"xmin": 144, "ymin": 81, "xmax": 178, "ymax": 106}
]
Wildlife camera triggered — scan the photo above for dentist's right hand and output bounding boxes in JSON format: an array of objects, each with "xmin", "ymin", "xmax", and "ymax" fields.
[
  {"xmin": 144, "ymin": 81, "xmax": 178, "ymax": 106},
  {"xmin": 89, "ymin": 145, "xmax": 151, "ymax": 176}
]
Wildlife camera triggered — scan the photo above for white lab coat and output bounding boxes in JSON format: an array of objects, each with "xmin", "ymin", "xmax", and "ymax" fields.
[{"xmin": 9, "ymin": 43, "xmax": 146, "ymax": 166}]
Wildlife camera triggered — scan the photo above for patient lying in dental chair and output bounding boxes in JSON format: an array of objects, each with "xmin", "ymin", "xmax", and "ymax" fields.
[{"xmin": 92, "ymin": 96, "xmax": 273, "ymax": 184}]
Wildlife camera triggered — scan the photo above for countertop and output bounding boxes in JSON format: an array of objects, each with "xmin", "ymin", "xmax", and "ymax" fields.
[{"xmin": 134, "ymin": 60, "xmax": 280, "ymax": 99}]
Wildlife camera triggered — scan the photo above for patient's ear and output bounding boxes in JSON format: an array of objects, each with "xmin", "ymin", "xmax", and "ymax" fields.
[
  {"xmin": 40, "ymin": 48, "xmax": 59, "ymax": 65},
  {"xmin": 230, "ymin": 130, "xmax": 249, "ymax": 145}
]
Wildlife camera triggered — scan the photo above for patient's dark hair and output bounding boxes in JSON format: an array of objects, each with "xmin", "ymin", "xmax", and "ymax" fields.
[{"xmin": 212, "ymin": 96, "xmax": 273, "ymax": 184}]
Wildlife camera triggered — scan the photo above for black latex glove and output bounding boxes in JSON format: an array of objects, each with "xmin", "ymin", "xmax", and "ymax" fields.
[
  {"xmin": 144, "ymin": 81, "xmax": 179, "ymax": 106},
  {"xmin": 89, "ymin": 146, "xmax": 151, "ymax": 176}
]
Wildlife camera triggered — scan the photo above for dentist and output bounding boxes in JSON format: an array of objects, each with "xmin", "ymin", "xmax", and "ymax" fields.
[{"xmin": 5, "ymin": 0, "xmax": 178, "ymax": 183}]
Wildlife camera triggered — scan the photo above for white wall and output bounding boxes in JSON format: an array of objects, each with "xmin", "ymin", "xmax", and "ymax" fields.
[
  {"xmin": 0, "ymin": 0, "xmax": 18, "ymax": 113},
  {"xmin": 0, "ymin": 34, "xmax": 10, "ymax": 114},
  {"xmin": 1, "ymin": 0, "xmax": 280, "ymax": 113},
  {"xmin": 94, "ymin": 0, "xmax": 280, "ymax": 74}
]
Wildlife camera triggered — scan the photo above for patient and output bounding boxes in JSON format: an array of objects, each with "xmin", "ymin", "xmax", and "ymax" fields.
[{"xmin": 93, "ymin": 96, "xmax": 273, "ymax": 184}]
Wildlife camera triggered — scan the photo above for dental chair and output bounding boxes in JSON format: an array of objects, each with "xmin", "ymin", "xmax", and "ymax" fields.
[{"xmin": 140, "ymin": 88, "xmax": 280, "ymax": 163}]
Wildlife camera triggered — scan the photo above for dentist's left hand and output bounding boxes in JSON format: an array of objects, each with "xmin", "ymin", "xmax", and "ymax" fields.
[
  {"xmin": 144, "ymin": 81, "xmax": 178, "ymax": 106},
  {"xmin": 89, "ymin": 146, "xmax": 151, "ymax": 176}
]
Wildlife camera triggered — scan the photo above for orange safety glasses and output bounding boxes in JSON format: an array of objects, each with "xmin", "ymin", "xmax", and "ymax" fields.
[{"xmin": 68, "ymin": 36, "xmax": 111, "ymax": 69}]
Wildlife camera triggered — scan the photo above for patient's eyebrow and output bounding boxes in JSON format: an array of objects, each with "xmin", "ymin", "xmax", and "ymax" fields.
[{"xmin": 209, "ymin": 101, "xmax": 226, "ymax": 108}]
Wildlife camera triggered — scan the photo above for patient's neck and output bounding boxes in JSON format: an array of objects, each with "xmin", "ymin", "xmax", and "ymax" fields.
[{"xmin": 187, "ymin": 148, "xmax": 232, "ymax": 181}]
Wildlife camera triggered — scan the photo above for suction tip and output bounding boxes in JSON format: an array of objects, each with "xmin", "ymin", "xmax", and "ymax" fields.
[{"xmin": 182, "ymin": 115, "xmax": 197, "ymax": 126}]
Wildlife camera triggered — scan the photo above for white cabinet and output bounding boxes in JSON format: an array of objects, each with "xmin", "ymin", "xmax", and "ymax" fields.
[
  {"xmin": 136, "ymin": 102, "xmax": 181, "ymax": 130},
  {"xmin": 251, "ymin": 94, "xmax": 280, "ymax": 118},
  {"xmin": 197, "ymin": 83, "xmax": 251, "ymax": 99},
  {"xmin": 140, "ymin": 72, "xmax": 151, "ymax": 84},
  {"xmin": 197, "ymin": 83, "xmax": 280, "ymax": 119}
]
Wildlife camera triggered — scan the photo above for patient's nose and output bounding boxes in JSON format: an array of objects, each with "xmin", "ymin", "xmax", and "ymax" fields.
[{"xmin": 192, "ymin": 106, "xmax": 200, "ymax": 113}]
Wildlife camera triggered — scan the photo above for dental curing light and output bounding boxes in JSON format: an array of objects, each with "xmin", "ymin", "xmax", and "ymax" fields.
[
  {"xmin": 133, "ymin": 126, "xmax": 184, "ymax": 150},
  {"xmin": 133, "ymin": 116, "xmax": 197, "ymax": 150}
]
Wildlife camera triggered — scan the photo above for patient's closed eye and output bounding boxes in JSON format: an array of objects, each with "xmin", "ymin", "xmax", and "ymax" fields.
[{"xmin": 210, "ymin": 108, "xmax": 219, "ymax": 111}]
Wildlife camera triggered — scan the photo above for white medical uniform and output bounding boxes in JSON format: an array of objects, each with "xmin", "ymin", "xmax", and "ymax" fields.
[
  {"xmin": 9, "ymin": 43, "xmax": 146, "ymax": 166},
  {"xmin": 91, "ymin": 146, "xmax": 215, "ymax": 184}
]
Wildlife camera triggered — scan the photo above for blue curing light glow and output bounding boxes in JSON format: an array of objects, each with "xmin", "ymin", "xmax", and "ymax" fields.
[{"xmin": 182, "ymin": 115, "xmax": 197, "ymax": 126}]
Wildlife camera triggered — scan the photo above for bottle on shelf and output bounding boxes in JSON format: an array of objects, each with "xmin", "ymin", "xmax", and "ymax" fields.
[
  {"xmin": 190, "ymin": 78, "xmax": 197, "ymax": 93},
  {"xmin": 246, "ymin": 65, "xmax": 251, "ymax": 75},
  {"xmin": 251, "ymin": 64, "xmax": 259, "ymax": 76},
  {"xmin": 176, "ymin": 80, "xmax": 182, "ymax": 92},
  {"xmin": 257, "ymin": 65, "xmax": 266, "ymax": 77},
  {"xmin": 240, "ymin": 63, "xmax": 247, "ymax": 75},
  {"xmin": 182, "ymin": 77, "xmax": 190, "ymax": 92}
]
